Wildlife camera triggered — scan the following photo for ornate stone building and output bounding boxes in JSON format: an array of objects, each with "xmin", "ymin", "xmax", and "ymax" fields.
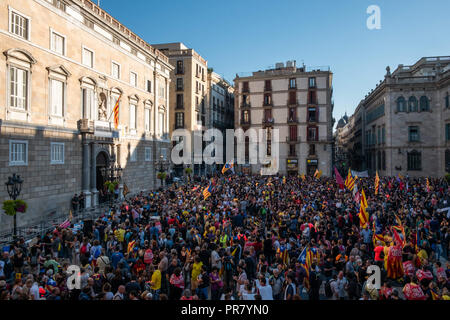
[
  {"xmin": 337, "ymin": 56, "xmax": 450, "ymax": 177},
  {"xmin": 0, "ymin": 0, "xmax": 173, "ymax": 230},
  {"xmin": 234, "ymin": 61, "xmax": 334, "ymax": 176}
]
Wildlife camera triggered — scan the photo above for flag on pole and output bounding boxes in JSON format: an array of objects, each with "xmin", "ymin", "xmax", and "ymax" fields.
[
  {"xmin": 358, "ymin": 189, "xmax": 369, "ymax": 228},
  {"xmin": 203, "ymin": 182, "xmax": 213, "ymax": 200},
  {"xmin": 334, "ymin": 167, "xmax": 344, "ymax": 189},
  {"xmin": 113, "ymin": 94, "xmax": 121, "ymax": 129},
  {"xmin": 375, "ymin": 170, "xmax": 380, "ymax": 195},
  {"xmin": 344, "ymin": 168, "xmax": 356, "ymax": 191},
  {"xmin": 221, "ymin": 160, "xmax": 234, "ymax": 174}
]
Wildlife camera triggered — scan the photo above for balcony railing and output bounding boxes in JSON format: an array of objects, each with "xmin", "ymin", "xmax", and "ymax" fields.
[
  {"xmin": 287, "ymin": 99, "xmax": 298, "ymax": 106},
  {"xmin": 175, "ymin": 68, "xmax": 184, "ymax": 75},
  {"xmin": 241, "ymin": 102, "xmax": 251, "ymax": 108},
  {"xmin": 263, "ymin": 101, "xmax": 272, "ymax": 107},
  {"xmin": 264, "ymin": 86, "xmax": 272, "ymax": 92},
  {"xmin": 242, "ymin": 87, "xmax": 249, "ymax": 93},
  {"xmin": 262, "ymin": 118, "xmax": 275, "ymax": 125},
  {"xmin": 287, "ymin": 116, "xmax": 298, "ymax": 123},
  {"xmin": 286, "ymin": 136, "xmax": 300, "ymax": 143},
  {"xmin": 240, "ymin": 119, "xmax": 251, "ymax": 125},
  {"xmin": 176, "ymin": 104, "xmax": 184, "ymax": 109}
]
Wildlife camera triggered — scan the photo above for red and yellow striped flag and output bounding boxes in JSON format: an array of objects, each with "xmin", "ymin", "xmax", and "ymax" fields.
[
  {"xmin": 358, "ymin": 189, "xmax": 369, "ymax": 228},
  {"xmin": 375, "ymin": 171, "xmax": 380, "ymax": 195},
  {"xmin": 113, "ymin": 94, "xmax": 121, "ymax": 129}
]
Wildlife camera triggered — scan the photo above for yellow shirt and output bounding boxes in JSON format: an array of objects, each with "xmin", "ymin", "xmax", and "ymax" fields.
[
  {"xmin": 115, "ymin": 229, "xmax": 125, "ymax": 242},
  {"xmin": 151, "ymin": 270, "xmax": 161, "ymax": 290},
  {"xmin": 192, "ymin": 262, "xmax": 203, "ymax": 280},
  {"xmin": 417, "ymin": 249, "xmax": 428, "ymax": 264}
]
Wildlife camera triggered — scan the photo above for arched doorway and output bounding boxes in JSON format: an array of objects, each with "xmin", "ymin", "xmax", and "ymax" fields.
[{"xmin": 96, "ymin": 151, "xmax": 109, "ymax": 203}]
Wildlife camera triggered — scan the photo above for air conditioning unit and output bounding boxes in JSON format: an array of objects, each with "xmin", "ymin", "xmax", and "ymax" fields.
[{"xmin": 275, "ymin": 62, "xmax": 284, "ymax": 69}]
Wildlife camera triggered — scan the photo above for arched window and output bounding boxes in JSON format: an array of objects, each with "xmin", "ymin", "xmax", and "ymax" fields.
[
  {"xmin": 419, "ymin": 96, "xmax": 429, "ymax": 111},
  {"xmin": 408, "ymin": 96, "xmax": 418, "ymax": 112},
  {"xmin": 396, "ymin": 96, "xmax": 406, "ymax": 112}
]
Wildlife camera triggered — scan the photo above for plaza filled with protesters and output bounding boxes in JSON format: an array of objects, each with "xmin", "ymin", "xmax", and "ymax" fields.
[{"xmin": 0, "ymin": 170, "xmax": 449, "ymax": 301}]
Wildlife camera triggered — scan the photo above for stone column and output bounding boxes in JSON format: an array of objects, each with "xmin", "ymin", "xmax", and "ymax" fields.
[
  {"xmin": 82, "ymin": 138, "xmax": 92, "ymax": 208},
  {"xmin": 90, "ymin": 142, "xmax": 98, "ymax": 206},
  {"xmin": 116, "ymin": 143, "xmax": 124, "ymax": 200}
]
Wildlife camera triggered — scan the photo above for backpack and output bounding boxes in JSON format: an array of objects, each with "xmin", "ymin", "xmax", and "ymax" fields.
[
  {"xmin": 325, "ymin": 279, "xmax": 334, "ymax": 298},
  {"xmin": 80, "ymin": 244, "xmax": 88, "ymax": 255},
  {"xmin": 93, "ymin": 246, "xmax": 102, "ymax": 259}
]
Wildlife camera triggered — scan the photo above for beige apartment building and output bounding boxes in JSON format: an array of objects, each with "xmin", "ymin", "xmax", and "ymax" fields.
[
  {"xmin": 0, "ymin": 0, "xmax": 173, "ymax": 230},
  {"xmin": 206, "ymin": 71, "xmax": 234, "ymax": 174},
  {"xmin": 337, "ymin": 56, "xmax": 450, "ymax": 177},
  {"xmin": 152, "ymin": 42, "xmax": 208, "ymax": 176},
  {"xmin": 234, "ymin": 61, "xmax": 334, "ymax": 176}
]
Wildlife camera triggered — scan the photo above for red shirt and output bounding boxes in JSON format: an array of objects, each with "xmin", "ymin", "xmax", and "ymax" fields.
[{"xmin": 374, "ymin": 246, "xmax": 384, "ymax": 261}]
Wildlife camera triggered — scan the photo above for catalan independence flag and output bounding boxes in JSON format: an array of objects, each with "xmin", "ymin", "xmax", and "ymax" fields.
[
  {"xmin": 375, "ymin": 170, "xmax": 380, "ymax": 195},
  {"xmin": 113, "ymin": 94, "xmax": 121, "ymax": 129},
  {"xmin": 344, "ymin": 169, "xmax": 356, "ymax": 191},
  {"xmin": 221, "ymin": 160, "xmax": 234, "ymax": 174},
  {"xmin": 358, "ymin": 189, "xmax": 369, "ymax": 228},
  {"xmin": 203, "ymin": 181, "xmax": 213, "ymax": 200}
]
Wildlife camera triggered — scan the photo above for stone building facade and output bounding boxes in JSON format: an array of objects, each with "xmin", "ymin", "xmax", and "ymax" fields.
[
  {"xmin": 337, "ymin": 56, "xmax": 450, "ymax": 177},
  {"xmin": 0, "ymin": 0, "xmax": 173, "ymax": 230},
  {"xmin": 234, "ymin": 61, "xmax": 334, "ymax": 176},
  {"xmin": 206, "ymin": 71, "xmax": 234, "ymax": 174},
  {"xmin": 152, "ymin": 42, "xmax": 208, "ymax": 177}
]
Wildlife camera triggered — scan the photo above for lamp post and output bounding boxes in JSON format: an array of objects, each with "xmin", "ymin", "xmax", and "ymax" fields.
[
  {"xmin": 100, "ymin": 163, "xmax": 123, "ymax": 206},
  {"xmin": 155, "ymin": 155, "xmax": 169, "ymax": 188},
  {"xmin": 5, "ymin": 173, "xmax": 24, "ymax": 240}
]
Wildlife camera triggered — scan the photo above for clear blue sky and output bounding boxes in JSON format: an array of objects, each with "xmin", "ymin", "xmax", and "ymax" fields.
[{"xmin": 99, "ymin": 0, "xmax": 450, "ymax": 124}]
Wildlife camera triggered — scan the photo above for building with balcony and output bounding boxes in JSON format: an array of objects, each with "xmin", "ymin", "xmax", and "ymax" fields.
[
  {"xmin": 0, "ymin": 0, "xmax": 173, "ymax": 229},
  {"xmin": 234, "ymin": 61, "xmax": 334, "ymax": 176},
  {"xmin": 206, "ymin": 70, "xmax": 234, "ymax": 174},
  {"xmin": 152, "ymin": 42, "xmax": 208, "ymax": 176},
  {"xmin": 339, "ymin": 56, "xmax": 450, "ymax": 177}
]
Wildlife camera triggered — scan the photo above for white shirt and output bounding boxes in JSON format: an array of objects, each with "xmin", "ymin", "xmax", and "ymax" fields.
[
  {"xmin": 30, "ymin": 283, "xmax": 40, "ymax": 300},
  {"xmin": 255, "ymin": 279, "xmax": 273, "ymax": 300}
]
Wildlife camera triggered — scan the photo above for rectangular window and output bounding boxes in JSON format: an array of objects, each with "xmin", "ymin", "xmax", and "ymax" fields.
[
  {"xmin": 146, "ymin": 80, "xmax": 152, "ymax": 93},
  {"xmin": 51, "ymin": 30, "xmax": 65, "ymax": 55},
  {"xmin": 175, "ymin": 112, "xmax": 184, "ymax": 128},
  {"xmin": 408, "ymin": 126, "xmax": 420, "ymax": 142},
  {"xmin": 145, "ymin": 147, "xmax": 152, "ymax": 162},
  {"xmin": 446, "ymin": 123, "xmax": 450, "ymax": 141},
  {"xmin": 50, "ymin": 142, "xmax": 64, "ymax": 164},
  {"xmin": 176, "ymin": 78, "xmax": 183, "ymax": 91},
  {"xmin": 9, "ymin": 66, "xmax": 28, "ymax": 110},
  {"xmin": 308, "ymin": 127, "xmax": 318, "ymax": 141},
  {"xmin": 289, "ymin": 78, "xmax": 296, "ymax": 89},
  {"xmin": 264, "ymin": 80, "xmax": 271, "ymax": 91},
  {"xmin": 159, "ymin": 85, "xmax": 165, "ymax": 99},
  {"xmin": 308, "ymin": 90, "xmax": 317, "ymax": 104},
  {"xmin": 308, "ymin": 107, "xmax": 317, "ymax": 122},
  {"xmin": 289, "ymin": 91, "xmax": 296, "ymax": 105},
  {"xmin": 130, "ymin": 72, "xmax": 137, "ymax": 87},
  {"xmin": 82, "ymin": 88, "xmax": 94, "ymax": 120},
  {"xmin": 263, "ymin": 94, "xmax": 271, "ymax": 106},
  {"xmin": 158, "ymin": 112, "xmax": 164, "ymax": 136},
  {"xmin": 112, "ymin": 62, "xmax": 120, "ymax": 79},
  {"xmin": 309, "ymin": 144, "xmax": 316, "ymax": 156},
  {"xmin": 129, "ymin": 104, "xmax": 136, "ymax": 129},
  {"xmin": 145, "ymin": 108, "xmax": 150, "ymax": 132},
  {"xmin": 242, "ymin": 81, "xmax": 249, "ymax": 93},
  {"xmin": 10, "ymin": 10, "xmax": 29, "ymax": 40},
  {"xmin": 82, "ymin": 47, "xmax": 94, "ymax": 68},
  {"xmin": 407, "ymin": 152, "xmax": 421, "ymax": 171},
  {"xmin": 309, "ymin": 77, "xmax": 316, "ymax": 88},
  {"xmin": 176, "ymin": 94, "xmax": 183, "ymax": 109},
  {"xmin": 9, "ymin": 140, "xmax": 28, "ymax": 166},
  {"xmin": 130, "ymin": 147, "xmax": 137, "ymax": 162},
  {"xmin": 176, "ymin": 60, "xmax": 183, "ymax": 74},
  {"xmin": 50, "ymin": 79, "xmax": 64, "ymax": 117},
  {"xmin": 382, "ymin": 127, "xmax": 386, "ymax": 143},
  {"xmin": 289, "ymin": 126, "xmax": 298, "ymax": 141}
]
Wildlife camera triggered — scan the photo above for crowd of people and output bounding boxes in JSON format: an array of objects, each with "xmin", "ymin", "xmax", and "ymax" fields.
[{"xmin": 0, "ymin": 172, "xmax": 449, "ymax": 301}]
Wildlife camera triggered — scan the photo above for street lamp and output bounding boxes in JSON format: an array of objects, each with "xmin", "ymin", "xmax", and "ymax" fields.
[{"xmin": 5, "ymin": 173, "xmax": 24, "ymax": 239}]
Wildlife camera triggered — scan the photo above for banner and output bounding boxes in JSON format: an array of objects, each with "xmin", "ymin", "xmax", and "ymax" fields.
[{"xmin": 351, "ymin": 170, "xmax": 369, "ymax": 178}]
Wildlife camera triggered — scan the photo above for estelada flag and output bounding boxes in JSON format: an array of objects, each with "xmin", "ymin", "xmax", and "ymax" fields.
[
  {"xmin": 203, "ymin": 182, "xmax": 213, "ymax": 200},
  {"xmin": 113, "ymin": 94, "xmax": 121, "ymax": 129},
  {"xmin": 221, "ymin": 160, "xmax": 234, "ymax": 174}
]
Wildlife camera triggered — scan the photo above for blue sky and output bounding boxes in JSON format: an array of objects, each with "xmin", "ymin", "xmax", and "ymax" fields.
[{"xmin": 99, "ymin": 0, "xmax": 450, "ymax": 123}]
